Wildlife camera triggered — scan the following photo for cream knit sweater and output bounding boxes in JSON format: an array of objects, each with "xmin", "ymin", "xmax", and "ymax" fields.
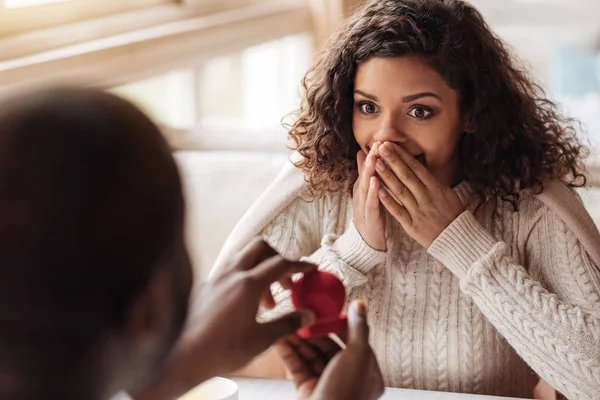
[{"xmin": 211, "ymin": 161, "xmax": 600, "ymax": 400}]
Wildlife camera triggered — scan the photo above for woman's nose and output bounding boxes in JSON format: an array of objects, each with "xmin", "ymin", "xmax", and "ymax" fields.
[{"xmin": 372, "ymin": 117, "xmax": 407, "ymax": 147}]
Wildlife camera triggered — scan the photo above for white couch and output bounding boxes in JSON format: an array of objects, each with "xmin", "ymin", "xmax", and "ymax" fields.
[{"xmin": 175, "ymin": 151, "xmax": 600, "ymax": 280}]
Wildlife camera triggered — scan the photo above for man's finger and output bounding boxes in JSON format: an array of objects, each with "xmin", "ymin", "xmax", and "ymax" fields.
[
  {"xmin": 249, "ymin": 257, "xmax": 316, "ymax": 289},
  {"xmin": 256, "ymin": 311, "xmax": 316, "ymax": 350},
  {"xmin": 229, "ymin": 238, "xmax": 278, "ymax": 273},
  {"xmin": 287, "ymin": 336, "xmax": 329, "ymax": 375},
  {"xmin": 260, "ymin": 276, "xmax": 295, "ymax": 309},
  {"xmin": 279, "ymin": 276, "xmax": 295, "ymax": 291},
  {"xmin": 274, "ymin": 339, "xmax": 315, "ymax": 389},
  {"xmin": 307, "ymin": 336, "xmax": 343, "ymax": 361},
  {"xmin": 260, "ymin": 288, "xmax": 277, "ymax": 309}
]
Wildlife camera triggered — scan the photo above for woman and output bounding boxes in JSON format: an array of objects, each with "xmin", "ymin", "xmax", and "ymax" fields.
[{"xmin": 213, "ymin": 0, "xmax": 600, "ymax": 398}]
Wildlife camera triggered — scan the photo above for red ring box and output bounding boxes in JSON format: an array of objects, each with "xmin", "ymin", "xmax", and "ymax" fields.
[{"xmin": 291, "ymin": 271, "xmax": 348, "ymax": 339}]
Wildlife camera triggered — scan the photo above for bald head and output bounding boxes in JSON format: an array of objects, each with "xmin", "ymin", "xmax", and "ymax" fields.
[{"xmin": 0, "ymin": 88, "xmax": 189, "ymax": 398}]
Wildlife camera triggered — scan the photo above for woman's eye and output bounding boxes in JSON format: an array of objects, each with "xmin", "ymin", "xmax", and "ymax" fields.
[
  {"xmin": 358, "ymin": 102, "xmax": 378, "ymax": 114},
  {"xmin": 407, "ymin": 106, "xmax": 433, "ymax": 120}
]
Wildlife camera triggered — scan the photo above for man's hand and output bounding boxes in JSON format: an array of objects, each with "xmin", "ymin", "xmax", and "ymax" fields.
[
  {"xmin": 276, "ymin": 300, "xmax": 384, "ymax": 400},
  {"xmin": 132, "ymin": 238, "xmax": 317, "ymax": 400}
]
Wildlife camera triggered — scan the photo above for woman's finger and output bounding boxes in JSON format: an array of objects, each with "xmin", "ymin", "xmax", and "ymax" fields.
[
  {"xmin": 392, "ymin": 144, "xmax": 438, "ymax": 187},
  {"xmin": 353, "ymin": 150, "xmax": 365, "ymax": 198},
  {"xmin": 358, "ymin": 153, "xmax": 376, "ymax": 217},
  {"xmin": 375, "ymin": 158, "xmax": 418, "ymax": 211},
  {"xmin": 379, "ymin": 188, "xmax": 412, "ymax": 226},
  {"xmin": 365, "ymin": 177, "xmax": 382, "ymax": 223},
  {"xmin": 356, "ymin": 150, "xmax": 367, "ymax": 175},
  {"xmin": 379, "ymin": 142, "xmax": 429, "ymax": 203}
]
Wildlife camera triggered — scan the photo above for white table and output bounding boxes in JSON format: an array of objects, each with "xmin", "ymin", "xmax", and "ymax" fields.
[{"xmin": 232, "ymin": 378, "xmax": 526, "ymax": 400}]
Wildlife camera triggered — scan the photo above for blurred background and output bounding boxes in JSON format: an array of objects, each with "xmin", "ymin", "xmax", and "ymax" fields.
[{"xmin": 1, "ymin": 0, "xmax": 599, "ymax": 278}]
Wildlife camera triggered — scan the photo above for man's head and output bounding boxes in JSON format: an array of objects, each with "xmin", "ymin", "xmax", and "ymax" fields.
[{"xmin": 0, "ymin": 88, "xmax": 192, "ymax": 399}]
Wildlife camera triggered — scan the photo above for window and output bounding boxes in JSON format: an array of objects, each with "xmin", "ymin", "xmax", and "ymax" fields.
[
  {"xmin": 111, "ymin": 70, "xmax": 196, "ymax": 130},
  {"xmin": 0, "ymin": 0, "xmax": 353, "ymax": 145},
  {"xmin": 112, "ymin": 33, "xmax": 313, "ymax": 150},
  {"xmin": 197, "ymin": 33, "xmax": 313, "ymax": 129},
  {"xmin": 549, "ymin": 47, "xmax": 600, "ymax": 154},
  {"xmin": 0, "ymin": 0, "xmax": 314, "ymax": 93}
]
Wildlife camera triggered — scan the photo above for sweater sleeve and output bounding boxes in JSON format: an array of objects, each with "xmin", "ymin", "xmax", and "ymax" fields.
[
  {"xmin": 259, "ymin": 193, "xmax": 387, "ymax": 319},
  {"xmin": 428, "ymin": 209, "xmax": 600, "ymax": 400}
]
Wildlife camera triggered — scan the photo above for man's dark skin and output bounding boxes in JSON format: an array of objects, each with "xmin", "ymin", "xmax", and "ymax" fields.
[{"xmin": 0, "ymin": 87, "xmax": 384, "ymax": 400}]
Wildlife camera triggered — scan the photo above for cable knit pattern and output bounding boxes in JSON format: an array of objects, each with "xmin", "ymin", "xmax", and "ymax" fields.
[
  {"xmin": 425, "ymin": 257, "xmax": 442, "ymax": 390},
  {"xmin": 460, "ymin": 294, "xmax": 474, "ymax": 394},
  {"xmin": 429, "ymin": 204, "xmax": 600, "ymax": 399},
  {"xmin": 471, "ymin": 300, "xmax": 485, "ymax": 394},
  {"xmin": 436, "ymin": 266, "xmax": 451, "ymax": 392},
  {"xmin": 257, "ymin": 181, "xmax": 600, "ymax": 399}
]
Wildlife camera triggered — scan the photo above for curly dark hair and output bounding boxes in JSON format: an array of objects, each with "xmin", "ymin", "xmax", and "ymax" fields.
[{"xmin": 289, "ymin": 0, "xmax": 587, "ymax": 207}]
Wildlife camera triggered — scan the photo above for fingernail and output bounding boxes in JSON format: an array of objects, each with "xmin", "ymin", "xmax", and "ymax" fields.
[
  {"xmin": 353, "ymin": 300, "xmax": 367, "ymax": 317},
  {"xmin": 300, "ymin": 310, "xmax": 316, "ymax": 327},
  {"xmin": 380, "ymin": 144, "xmax": 391, "ymax": 157},
  {"xmin": 378, "ymin": 188, "xmax": 387, "ymax": 198},
  {"xmin": 375, "ymin": 159, "xmax": 385, "ymax": 171},
  {"xmin": 370, "ymin": 177, "xmax": 376, "ymax": 188}
]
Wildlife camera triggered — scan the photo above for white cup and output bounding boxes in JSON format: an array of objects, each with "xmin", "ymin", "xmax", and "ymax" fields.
[{"xmin": 178, "ymin": 377, "xmax": 239, "ymax": 400}]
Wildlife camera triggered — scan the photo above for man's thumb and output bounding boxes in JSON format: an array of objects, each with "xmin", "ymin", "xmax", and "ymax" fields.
[{"xmin": 347, "ymin": 300, "xmax": 370, "ymax": 345}]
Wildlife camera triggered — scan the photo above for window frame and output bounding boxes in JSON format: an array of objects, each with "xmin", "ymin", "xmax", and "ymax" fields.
[
  {"xmin": 0, "ymin": 0, "xmax": 372, "ymax": 93},
  {"xmin": 0, "ymin": 0, "xmax": 313, "ymax": 94},
  {"xmin": 0, "ymin": 0, "xmax": 174, "ymax": 38}
]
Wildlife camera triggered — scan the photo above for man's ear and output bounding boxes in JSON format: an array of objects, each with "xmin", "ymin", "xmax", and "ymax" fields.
[{"xmin": 124, "ymin": 267, "xmax": 173, "ymax": 356}]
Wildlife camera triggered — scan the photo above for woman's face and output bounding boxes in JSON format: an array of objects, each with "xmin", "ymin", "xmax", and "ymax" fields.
[{"xmin": 352, "ymin": 56, "xmax": 467, "ymax": 186}]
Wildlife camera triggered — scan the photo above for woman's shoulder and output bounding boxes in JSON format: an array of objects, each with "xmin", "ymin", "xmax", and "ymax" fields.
[
  {"xmin": 288, "ymin": 185, "xmax": 353, "ymax": 227},
  {"xmin": 509, "ymin": 180, "xmax": 584, "ymax": 218},
  {"xmin": 262, "ymin": 163, "xmax": 353, "ymax": 227},
  {"xmin": 479, "ymin": 180, "xmax": 591, "ymax": 236},
  {"xmin": 276, "ymin": 152, "xmax": 353, "ymax": 210}
]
